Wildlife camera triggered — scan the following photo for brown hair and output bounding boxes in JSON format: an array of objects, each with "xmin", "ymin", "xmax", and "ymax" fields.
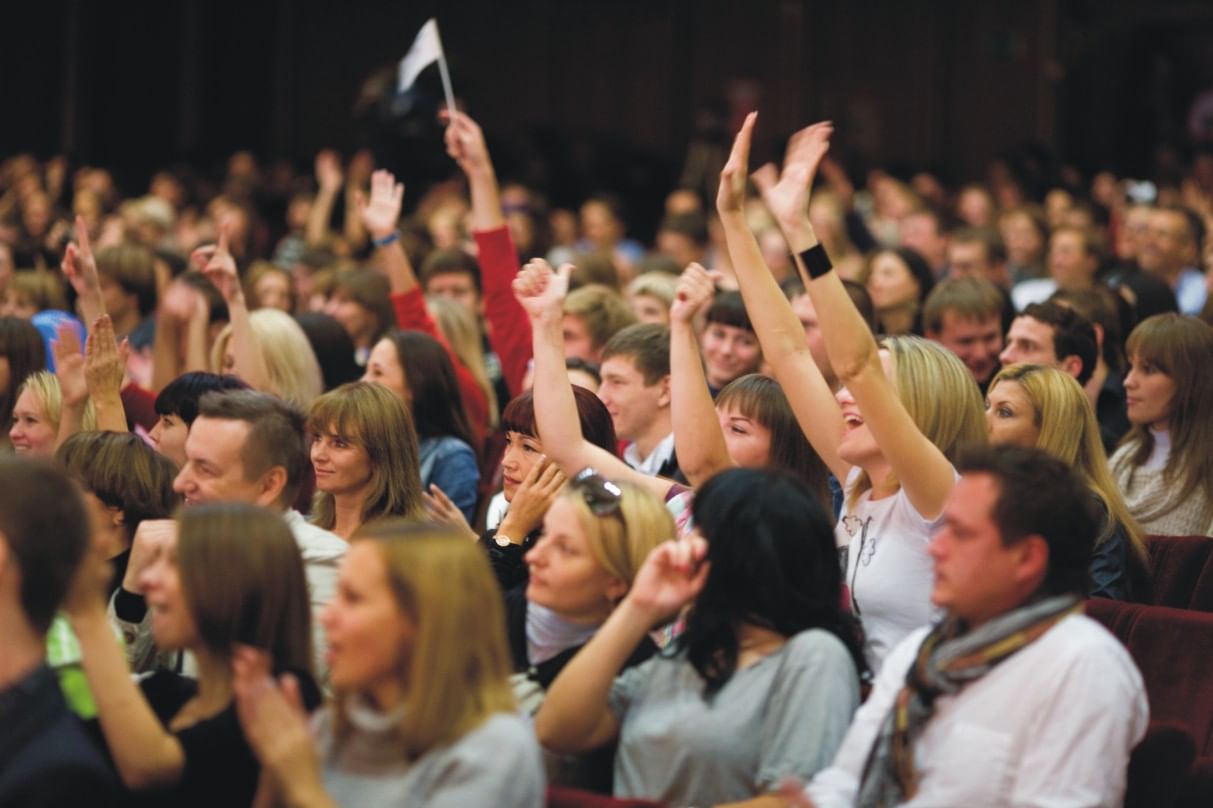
[
  {"xmin": 601, "ymin": 323, "xmax": 670, "ymax": 386},
  {"xmin": 923, "ymin": 277, "xmax": 1005, "ymax": 334},
  {"xmin": 197, "ymin": 390, "xmax": 308, "ymax": 507},
  {"xmin": 563, "ymin": 284, "xmax": 637, "ymax": 352}
]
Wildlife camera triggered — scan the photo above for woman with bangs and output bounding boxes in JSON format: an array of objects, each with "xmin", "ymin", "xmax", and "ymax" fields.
[
  {"xmin": 232, "ymin": 523, "xmax": 545, "ymax": 807},
  {"xmin": 986, "ymin": 363, "xmax": 1150, "ymax": 598},
  {"xmin": 713, "ymin": 114, "xmax": 986, "ymax": 671},
  {"xmin": 307, "ymin": 380, "xmax": 424, "ymax": 540},
  {"xmin": 1109, "ymin": 313, "xmax": 1213, "ymax": 536}
]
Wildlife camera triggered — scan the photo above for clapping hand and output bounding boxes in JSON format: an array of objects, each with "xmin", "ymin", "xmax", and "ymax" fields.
[{"xmin": 750, "ymin": 121, "xmax": 834, "ymax": 250}]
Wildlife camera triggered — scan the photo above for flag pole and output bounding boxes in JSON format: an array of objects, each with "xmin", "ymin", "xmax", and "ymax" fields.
[{"xmin": 434, "ymin": 20, "xmax": 457, "ymax": 114}]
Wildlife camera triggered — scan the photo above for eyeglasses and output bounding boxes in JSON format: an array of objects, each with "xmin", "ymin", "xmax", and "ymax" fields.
[{"xmin": 572, "ymin": 467, "xmax": 623, "ymax": 516}]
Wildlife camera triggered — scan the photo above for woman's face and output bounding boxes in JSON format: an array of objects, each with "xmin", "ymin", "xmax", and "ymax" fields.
[
  {"xmin": 526, "ymin": 497, "xmax": 625, "ymax": 624},
  {"xmin": 1124, "ymin": 352, "xmax": 1176, "ymax": 431},
  {"xmin": 321, "ymin": 542, "xmax": 415, "ymax": 705},
  {"xmin": 311, "ymin": 427, "xmax": 373, "ymax": 498},
  {"xmin": 9, "ymin": 389, "xmax": 56, "ymax": 456},
  {"xmin": 985, "ymin": 380, "xmax": 1041, "ymax": 448},
  {"xmin": 141, "ymin": 533, "xmax": 199, "ymax": 651},
  {"xmin": 149, "ymin": 412, "xmax": 190, "ymax": 469},
  {"xmin": 324, "ymin": 292, "xmax": 375, "ymax": 346},
  {"xmin": 866, "ymin": 252, "xmax": 920, "ymax": 311},
  {"xmin": 628, "ymin": 293, "xmax": 669, "ymax": 325},
  {"xmin": 362, "ymin": 339, "xmax": 410, "ymax": 405},
  {"xmin": 254, "ymin": 272, "xmax": 292, "ymax": 313},
  {"xmin": 700, "ymin": 322, "xmax": 761, "ymax": 389},
  {"xmin": 836, "ymin": 350, "xmax": 894, "ymax": 467},
  {"xmin": 500, "ymin": 430, "xmax": 543, "ymax": 503},
  {"xmin": 717, "ymin": 405, "xmax": 772, "ymax": 468}
]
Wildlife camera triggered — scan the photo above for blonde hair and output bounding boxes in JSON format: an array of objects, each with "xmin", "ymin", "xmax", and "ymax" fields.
[
  {"xmin": 307, "ymin": 381, "xmax": 425, "ymax": 531},
  {"xmin": 426, "ymin": 295, "xmax": 498, "ymax": 428},
  {"xmin": 849, "ymin": 336, "xmax": 986, "ymax": 505},
  {"xmin": 990, "ymin": 364, "xmax": 1148, "ymax": 566},
  {"xmin": 557, "ymin": 479, "xmax": 673, "ymax": 587},
  {"xmin": 340, "ymin": 522, "xmax": 516, "ymax": 758},
  {"xmin": 626, "ymin": 271, "xmax": 679, "ymax": 308},
  {"xmin": 211, "ymin": 309, "xmax": 323, "ymax": 408},
  {"xmin": 17, "ymin": 370, "xmax": 96, "ymax": 434}
]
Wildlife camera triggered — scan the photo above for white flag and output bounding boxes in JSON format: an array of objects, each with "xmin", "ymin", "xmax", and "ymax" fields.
[{"xmin": 398, "ymin": 19, "xmax": 445, "ymax": 94}]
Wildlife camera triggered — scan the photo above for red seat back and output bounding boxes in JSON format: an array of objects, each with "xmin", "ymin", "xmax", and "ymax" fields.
[{"xmin": 1146, "ymin": 535, "xmax": 1213, "ymax": 611}]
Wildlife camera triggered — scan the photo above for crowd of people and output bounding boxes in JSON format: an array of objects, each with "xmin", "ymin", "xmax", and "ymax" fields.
[{"xmin": 3, "ymin": 97, "xmax": 1213, "ymax": 807}]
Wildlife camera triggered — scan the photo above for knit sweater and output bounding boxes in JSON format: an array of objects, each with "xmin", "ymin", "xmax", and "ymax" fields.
[{"xmin": 1110, "ymin": 443, "xmax": 1213, "ymax": 536}]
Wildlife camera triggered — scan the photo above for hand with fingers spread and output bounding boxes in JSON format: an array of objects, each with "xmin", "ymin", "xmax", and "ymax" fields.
[
  {"xmin": 232, "ymin": 646, "xmax": 324, "ymax": 804},
  {"xmin": 85, "ymin": 314, "xmax": 130, "ymax": 431},
  {"xmin": 624, "ymin": 536, "xmax": 710, "ymax": 624},
  {"xmin": 53, "ymin": 322, "xmax": 88, "ymax": 408},
  {"xmin": 422, "ymin": 484, "xmax": 479, "ymax": 542},
  {"xmin": 354, "ymin": 169, "xmax": 404, "ymax": 242},
  {"xmin": 669, "ymin": 262, "xmax": 720, "ymax": 325},
  {"xmin": 751, "ymin": 121, "xmax": 835, "ymax": 251},
  {"xmin": 497, "ymin": 457, "xmax": 566, "ymax": 541},
  {"xmin": 512, "ymin": 259, "xmax": 572, "ymax": 323},
  {"xmin": 717, "ymin": 111, "xmax": 758, "ymax": 216},
  {"xmin": 314, "ymin": 150, "xmax": 344, "ymax": 193},
  {"xmin": 191, "ymin": 223, "xmax": 242, "ymax": 305}
]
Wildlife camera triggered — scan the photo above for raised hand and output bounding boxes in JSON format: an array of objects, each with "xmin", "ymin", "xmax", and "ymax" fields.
[
  {"xmin": 354, "ymin": 169, "xmax": 404, "ymax": 241},
  {"xmin": 53, "ymin": 321, "xmax": 88, "ymax": 408},
  {"xmin": 443, "ymin": 111, "xmax": 493, "ymax": 178},
  {"xmin": 61, "ymin": 214, "xmax": 104, "ymax": 317},
  {"xmin": 314, "ymin": 149, "xmax": 343, "ymax": 192},
  {"xmin": 512, "ymin": 258, "xmax": 572, "ymax": 322},
  {"xmin": 85, "ymin": 314, "xmax": 129, "ymax": 400},
  {"xmin": 625, "ymin": 536, "xmax": 710, "ymax": 623},
  {"xmin": 497, "ymin": 457, "xmax": 566, "ymax": 539},
  {"xmin": 669, "ymin": 262, "xmax": 721, "ymax": 325},
  {"xmin": 751, "ymin": 121, "xmax": 834, "ymax": 248},
  {"xmin": 716, "ymin": 111, "xmax": 758, "ymax": 216},
  {"xmin": 422, "ymin": 484, "xmax": 479, "ymax": 542},
  {"xmin": 190, "ymin": 222, "xmax": 241, "ymax": 304}
]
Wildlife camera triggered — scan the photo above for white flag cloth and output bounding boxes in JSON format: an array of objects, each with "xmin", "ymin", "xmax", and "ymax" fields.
[{"xmin": 397, "ymin": 19, "xmax": 444, "ymax": 93}]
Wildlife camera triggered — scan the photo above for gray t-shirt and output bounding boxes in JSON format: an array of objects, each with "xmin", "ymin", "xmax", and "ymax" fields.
[
  {"xmin": 314, "ymin": 704, "xmax": 545, "ymax": 808},
  {"xmin": 608, "ymin": 628, "xmax": 860, "ymax": 807}
]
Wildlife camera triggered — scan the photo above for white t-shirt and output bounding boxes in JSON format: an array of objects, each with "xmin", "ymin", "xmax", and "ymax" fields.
[
  {"xmin": 835, "ymin": 467, "xmax": 948, "ymax": 674},
  {"xmin": 806, "ymin": 613, "xmax": 1148, "ymax": 808}
]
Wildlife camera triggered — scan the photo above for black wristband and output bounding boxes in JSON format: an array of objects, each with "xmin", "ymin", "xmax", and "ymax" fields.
[
  {"xmin": 799, "ymin": 243, "xmax": 834, "ymax": 279},
  {"xmin": 115, "ymin": 587, "xmax": 148, "ymax": 622}
]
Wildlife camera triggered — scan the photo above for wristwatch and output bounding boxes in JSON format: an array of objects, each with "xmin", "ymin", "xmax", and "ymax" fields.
[{"xmin": 494, "ymin": 532, "xmax": 516, "ymax": 547}]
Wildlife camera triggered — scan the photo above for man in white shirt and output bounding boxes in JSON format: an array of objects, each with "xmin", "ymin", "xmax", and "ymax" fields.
[
  {"xmin": 793, "ymin": 445, "xmax": 1147, "ymax": 807},
  {"xmin": 111, "ymin": 390, "xmax": 344, "ymax": 677},
  {"xmin": 598, "ymin": 323, "xmax": 680, "ymax": 480}
]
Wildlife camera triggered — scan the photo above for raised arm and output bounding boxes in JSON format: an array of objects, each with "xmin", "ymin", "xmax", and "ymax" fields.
[
  {"xmin": 536, "ymin": 537, "xmax": 709, "ymax": 753},
  {"xmin": 194, "ymin": 223, "xmax": 272, "ymax": 394},
  {"xmin": 716, "ymin": 113, "xmax": 851, "ymax": 484},
  {"xmin": 53, "ymin": 322, "xmax": 90, "ymax": 447},
  {"xmin": 754, "ymin": 118, "xmax": 956, "ymax": 518},
  {"xmin": 514, "ymin": 259, "xmax": 670, "ymax": 501},
  {"xmin": 305, "ymin": 150, "xmax": 343, "ymax": 248},
  {"xmin": 85, "ymin": 314, "xmax": 129, "ymax": 432},
  {"xmin": 61, "ymin": 214, "xmax": 106, "ymax": 329},
  {"xmin": 445, "ymin": 110, "xmax": 532, "ymax": 395},
  {"xmin": 669, "ymin": 262, "xmax": 734, "ymax": 486}
]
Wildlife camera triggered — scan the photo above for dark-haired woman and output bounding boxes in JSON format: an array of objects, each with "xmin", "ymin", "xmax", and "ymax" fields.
[
  {"xmin": 363, "ymin": 329, "xmax": 480, "ymax": 523},
  {"xmin": 536, "ymin": 468, "xmax": 863, "ymax": 806}
]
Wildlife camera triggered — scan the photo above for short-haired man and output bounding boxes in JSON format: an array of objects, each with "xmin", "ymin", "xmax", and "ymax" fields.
[
  {"xmin": 801, "ymin": 446, "xmax": 1147, "ymax": 806},
  {"xmin": 923, "ymin": 277, "xmax": 1006, "ymax": 393},
  {"xmin": 0, "ymin": 458, "xmax": 119, "ymax": 804},
  {"xmin": 562, "ymin": 284, "xmax": 638, "ymax": 363},
  {"xmin": 1138, "ymin": 205, "xmax": 1206, "ymax": 315},
  {"xmin": 1000, "ymin": 301, "xmax": 1097, "ymax": 386},
  {"xmin": 1012, "ymin": 225, "xmax": 1103, "ymax": 310},
  {"xmin": 115, "ymin": 390, "xmax": 345, "ymax": 674},
  {"xmin": 946, "ymin": 227, "xmax": 1010, "ymax": 288},
  {"xmin": 598, "ymin": 323, "xmax": 679, "ymax": 479},
  {"xmin": 783, "ymin": 277, "xmax": 877, "ymax": 391}
]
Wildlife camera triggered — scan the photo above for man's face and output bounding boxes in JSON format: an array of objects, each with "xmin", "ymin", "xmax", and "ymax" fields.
[
  {"xmin": 424, "ymin": 272, "xmax": 483, "ymax": 319},
  {"xmin": 790, "ymin": 293, "xmax": 834, "ymax": 386},
  {"xmin": 597, "ymin": 356, "xmax": 668, "ymax": 444},
  {"xmin": 173, "ymin": 417, "xmax": 274, "ymax": 507},
  {"xmin": 1139, "ymin": 210, "xmax": 1195, "ymax": 277},
  {"xmin": 1047, "ymin": 230, "xmax": 1098, "ymax": 289},
  {"xmin": 562, "ymin": 314, "xmax": 598, "ymax": 363},
  {"xmin": 655, "ymin": 231, "xmax": 701, "ymax": 270},
  {"xmin": 946, "ymin": 241, "xmax": 991, "ymax": 282},
  {"xmin": 929, "ymin": 473, "xmax": 1041, "ymax": 627},
  {"xmin": 1000, "ymin": 316, "xmax": 1059, "ymax": 369},
  {"xmin": 929, "ymin": 311, "xmax": 1003, "ymax": 386}
]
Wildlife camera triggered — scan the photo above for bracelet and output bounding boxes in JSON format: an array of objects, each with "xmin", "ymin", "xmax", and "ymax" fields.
[
  {"xmin": 799, "ymin": 243, "xmax": 834, "ymax": 279},
  {"xmin": 372, "ymin": 231, "xmax": 400, "ymax": 248}
]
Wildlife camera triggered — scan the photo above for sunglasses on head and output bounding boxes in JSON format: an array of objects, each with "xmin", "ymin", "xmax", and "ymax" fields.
[{"xmin": 572, "ymin": 467, "xmax": 623, "ymax": 516}]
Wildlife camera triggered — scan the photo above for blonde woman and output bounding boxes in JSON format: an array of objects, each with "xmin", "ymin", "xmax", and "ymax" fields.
[
  {"xmin": 717, "ymin": 114, "xmax": 985, "ymax": 671},
  {"xmin": 307, "ymin": 381, "xmax": 425, "ymax": 540},
  {"xmin": 427, "ymin": 293, "xmax": 499, "ymax": 427},
  {"xmin": 987, "ymin": 363, "xmax": 1150, "ymax": 598},
  {"xmin": 9, "ymin": 369, "xmax": 95, "ymax": 455},
  {"xmin": 233, "ymin": 523, "xmax": 545, "ymax": 807},
  {"xmin": 210, "ymin": 309, "xmax": 323, "ymax": 409}
]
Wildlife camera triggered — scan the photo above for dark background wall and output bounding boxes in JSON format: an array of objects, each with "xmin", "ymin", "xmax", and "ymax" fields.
[{"xmin": 4, "ymin": 0, "xmax": 1211, "ymax": 205}]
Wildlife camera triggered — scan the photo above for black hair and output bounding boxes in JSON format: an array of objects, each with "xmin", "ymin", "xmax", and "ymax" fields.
[
  {"xmin": 155, "ymin": 372, "xmax": 251, "ymax": 425},
  {"xmin": 1020, "ymin": 301, "xmax": 1098, "ymax": 386},
  {"xmin": 704, "ymin": 289, "xmax": 753, "ymax": 332},
  {"xmin": 679, "ymin": 468, "xmax": 866, "ymax": 697},
  {"xmin": 295, "ymin": 312, "xmax": 361, "ymax": 390},
  {"xmin": 500, "ymin": 386, "xmax": 617, "ymax": 454},
  {"xmin": 384, "ymin": 330, "xmax": 474, "ymax": 445}
]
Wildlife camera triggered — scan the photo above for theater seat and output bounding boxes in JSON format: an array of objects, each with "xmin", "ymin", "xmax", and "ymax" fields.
[
  {"xmin": 1125, "ymin": 722, "xmax": 1195, "ymax": 808},
  {"xmin": 1146, "ymin": 535, "xmax": 1213, "ymax": 612},
  {"xmin": 1087, "ymin": 598, "xmax": 1213, "ymax": 807},
  {"xmin": 546, "ymin": 786, "xmax": 663, "ymax": 808}
]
